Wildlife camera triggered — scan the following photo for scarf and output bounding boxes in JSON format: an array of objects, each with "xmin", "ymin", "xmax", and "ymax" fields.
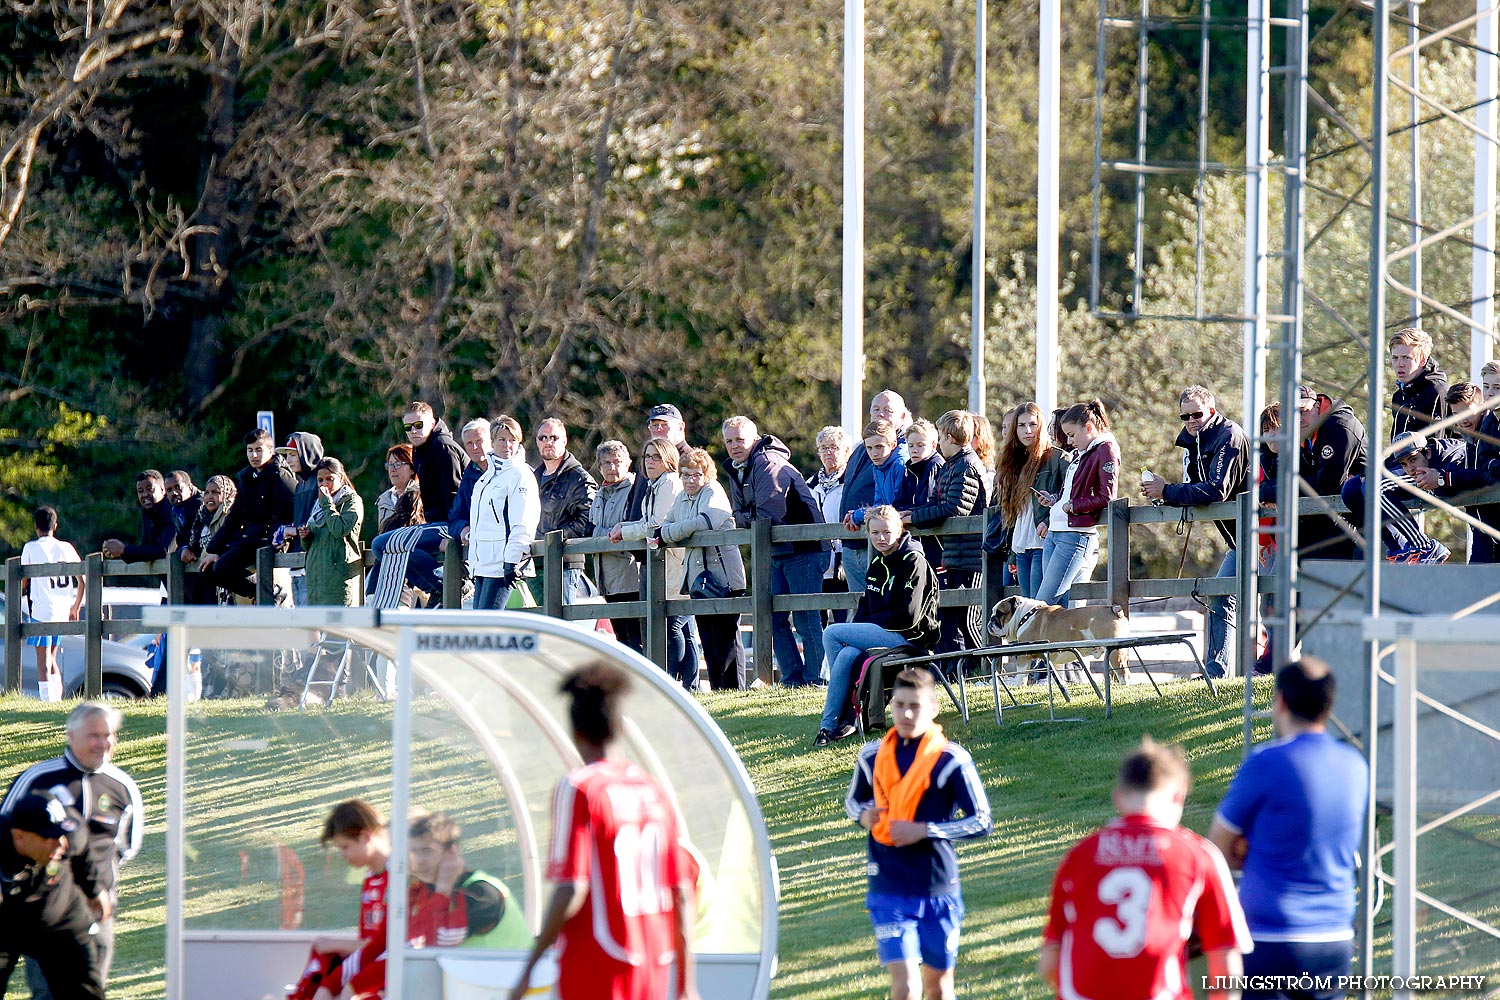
[
  {"xmin": 306, "ymin": 485, "xmax": 355, "ymax": 528},
  {"xmin": 871, "ymin": 724, "xmax": 948, "ymax": 847}
]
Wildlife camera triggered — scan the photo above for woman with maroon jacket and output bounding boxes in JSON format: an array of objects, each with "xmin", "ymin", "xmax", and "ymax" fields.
[{"xmin": 1033, "ymin": 400, "xmax": 1121, "ymax": 607}]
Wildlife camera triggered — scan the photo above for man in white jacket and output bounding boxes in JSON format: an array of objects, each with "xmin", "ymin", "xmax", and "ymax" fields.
[{"xmin": 468, "ymin": 415, "xmax": 542, "ymax": 610}]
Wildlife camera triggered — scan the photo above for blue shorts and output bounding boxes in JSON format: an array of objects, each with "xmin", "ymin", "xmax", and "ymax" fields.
[
  {"xmin": 22, "ymin": 615, "xmax": 61, "ymax": 649},
  {"xmin": 867, "ymin": 891, "xmax": 964, "ymax": 970}
]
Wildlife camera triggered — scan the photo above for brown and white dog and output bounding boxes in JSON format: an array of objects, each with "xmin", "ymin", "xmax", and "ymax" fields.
[{"xmin": 987, "ymin": 596, "xmax": 1129, "ymax": 681}]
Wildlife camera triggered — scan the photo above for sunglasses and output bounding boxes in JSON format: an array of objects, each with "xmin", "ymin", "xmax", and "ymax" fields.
[
  {"xmin": 1179, "ymin": 410, "xmax": 1205, "ymax": 422},
  {"xmin": 537, "ymin": 434, "xmax": 561, "ymax": 442},
  {"xmin": 403, "ymin": 421, "xmax": 425, "ymax": 432}
]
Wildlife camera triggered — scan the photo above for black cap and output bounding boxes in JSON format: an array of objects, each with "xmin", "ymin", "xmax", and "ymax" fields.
[
  {"xmin": 1391, "ymin": 432, "xmax": 1427, "ymax": 461},
  {"xmin": 647, "ymin": 404, "xmax": 682, "ymax": 422},
  {"xmin": 7, "ymin": 793, "xmax": 81, "ymax": 840}
]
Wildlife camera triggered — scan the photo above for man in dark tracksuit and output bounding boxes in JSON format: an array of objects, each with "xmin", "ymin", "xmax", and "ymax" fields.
[
  {"xmin": 0, "ymin": 794, "xmax": 104, "ymax": 1000},
  {"xmin": 100, "ymin": 469, "xmax": 176, "ymax": 566},
  {"xmin": 200, "ymin": 428, "xmax": 298, "ymax": 599},
  {"xmin": 1143, "ymin": 387, "xmax": 1249, "ymax": 678},
  {"xmin": 722, "ymin": 417, "xmax": 829, "ymax": 686},
  {"xmin": 1341, "ymin": 329, "xmax": 1452, "ymax": 562},
  {"xmin": 905, "ymin": 412, "xmax": 987, "ymax": 675},
  {"xmin": 4, "ymin": 702, "xmax": 144, "ymax": 998},
  {"xmin": 1295, "ymin": 388, "xmax": 1368, "ymax": 561}
]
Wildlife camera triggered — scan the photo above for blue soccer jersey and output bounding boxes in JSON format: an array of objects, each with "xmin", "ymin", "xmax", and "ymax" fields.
[{"xmin": 1214, "ymin": 731, "xmax": 1368, "ymax": 941}]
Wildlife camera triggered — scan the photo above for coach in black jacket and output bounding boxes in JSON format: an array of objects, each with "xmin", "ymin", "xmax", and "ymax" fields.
[
  {"xmin": 532, "ymin": 419, "xmax": 597, "ymax": 574},
  {"xmin": 1144, "ymin": 387, "xmax": 1250, "ymax": 678},
  {"xmin": 2, "ymin": 703, "xmax": 143, "ymax": 997},
  {"xmin": 0, "ymin": 793, "xmax": 104, "ymax": 1000},
  {"xmin": 905, "ymin": 411, "xmax": 988, "ymax": 669}
]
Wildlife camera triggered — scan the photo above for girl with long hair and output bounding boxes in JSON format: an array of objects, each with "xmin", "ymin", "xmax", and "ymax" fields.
[
  {"xmin": 1034, "ymin": 400, "xmax": 1121, "ymax": 607},
  {"xmin": 995, "ymin": 402, "xmax": 1071, "ymax": 600}
]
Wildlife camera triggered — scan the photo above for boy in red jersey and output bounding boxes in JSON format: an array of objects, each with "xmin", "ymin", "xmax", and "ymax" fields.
[
  {"xmin": 286, "ymin": 800, "xmax": 391, "ymax": 1000},
  {"xmin": 1039, "ymin": 738, "xmax": 1251, "ymax": 1000},
  {"xmin": 509, "ymin": 661, "xmax": 699, "ymax": 1000}
]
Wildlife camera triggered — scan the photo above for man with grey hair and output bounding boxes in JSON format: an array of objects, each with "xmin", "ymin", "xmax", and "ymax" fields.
[
  {"xmin": 1142, "ymin": 385, "xmax": 1249, "ymax": 677},
  {"xmin": 589, "ymin": 439, "xmax": 642, "ymax": 651},
  {"xmin": 441, "ymin": 418, "xmax": 494, "ymax": 573},
  {"xmin": 809, "ymin": 426, "xmax": 853, "ymax": 623},
  {"xmin": 1, "ymin": 702, "xmax": 143, "ymax": 996}
]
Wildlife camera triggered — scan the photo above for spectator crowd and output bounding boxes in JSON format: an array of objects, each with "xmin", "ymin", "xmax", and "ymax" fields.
[{"xmin": 23, "ymin": 330, "xmax": 1500, "ymax": 708}]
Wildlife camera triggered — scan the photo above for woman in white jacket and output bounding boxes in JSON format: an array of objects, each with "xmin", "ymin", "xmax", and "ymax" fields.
[
  {"xmin": 610, "ymin": 439, "xmax": 687, "ymax": 684},
  {"xmin": 659, "ymin": 449, "xmax": 747, "ymax": 690},
  {"xmin": 468, "ymin": 415, "xmax": 541, "ymax": 610}
]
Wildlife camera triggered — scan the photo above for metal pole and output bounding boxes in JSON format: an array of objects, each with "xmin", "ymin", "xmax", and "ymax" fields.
[
  {"xmin": 841, "ymin": 0, "xmax": 866, "ymax": 435},
  {"xmin": 1475, "ymin": 0, "xmax": 1498, "ymax": 379},
  {"xmin": 1393, "ymin": 639, "xmax": 1418, "ymax": 981},
  {"xmin": 969, "ymin": 0, "xmax": 987, "ymax": 416},
  {"xmin": 1408, "ymin": 3, "xmax": 1422, "ymax": 324},
  {"xmin": 1363, "ymin": 0, "xmax": 1391, "ymax": 981},
  {"xmin": 165, "ymin": 622, "xmax": 187, "ymax": 1000},
  {"xmin": 386, "ymin": 625, "xmax": 416, "ymax": 1000},
  {"xmin": 1035, "ymin": 0, "xmax": 1060, "ymax": 415},
  {"xmin": 1242, "ymin": 0, "xmax": 1269, "ymax": 687}
]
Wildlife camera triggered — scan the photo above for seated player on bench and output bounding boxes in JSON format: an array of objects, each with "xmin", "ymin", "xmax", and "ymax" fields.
[{"xmin": 813, "ymin": 505, "xmax": 940, "ymax": 748}]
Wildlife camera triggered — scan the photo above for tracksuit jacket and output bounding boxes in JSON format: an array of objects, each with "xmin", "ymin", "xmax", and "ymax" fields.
[
  {"xmin": 1162, "ymin": 412, "xmax": 1251, "ymax": 547},
  {"xmin": 468, "ymin": 454, "xmax": 541, "ymax": 578},
  {"xmin": 1391, "ymin": 358, "xmax": 1450, "ymax": 439},
  {"xmin": 856, "ymin": 534, "xmax": 941, "ymax": 648}
]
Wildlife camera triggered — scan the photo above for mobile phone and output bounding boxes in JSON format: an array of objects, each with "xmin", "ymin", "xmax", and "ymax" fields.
[{"xmin": 1030, "ymin": 487, "xmax": 1050, "ymax": 499}]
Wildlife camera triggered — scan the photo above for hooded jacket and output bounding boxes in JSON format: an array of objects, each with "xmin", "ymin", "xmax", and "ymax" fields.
[
  {"xmin": 1391, "ymin": 357, "xmax": 1449, "ymax": 439},
  {"xmin": 856, "ymin": 533, "xmax": 940, "ymax": 647},
  {"xmin": 533, "ymin": 452, "xmax": 597, "ymax": 569},
  {"xmin": 1163, "ymin": 412, "xmax": 1251, "ymax": 547},
  {"xmin": 285, "ymin": 432, "xmax": 326, "ymax": 528},
  {"xmin": 1300, "ymin": 395, "xmax": 1368, "ymax": 559},
  {"xmin": 908, "ymin": 446, "xmax": 986, "ymax": 573},
  {"xmin": 303, "ymin": 487, "xmax": 364, "ymax": 606},
  {"xmin": 413, "ymin": 419, "xmax": 467, "ymax": 524},
  {"xmin": 209, "ymin": 459, "xmax": 297, "ymax": 552},
  {"xmin": 839, "ymin": 434, "xmax": 910, "ymax": 550},
  {"xmin": 723, "ymin": 434, "xmax": 828, "ymax": 558},
  {"xmin": 468, "ymin": 455, "xmax": 541, "ymax": 577}
]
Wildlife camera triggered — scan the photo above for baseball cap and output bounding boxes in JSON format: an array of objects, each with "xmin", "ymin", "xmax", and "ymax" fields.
[
  {"xmin": 1391, "ymin": 431, "xmax": 1427, "ymax": 461},
  {"xmin": 1296, "ymin": 385, "xmax": 1318, "ymax": 406},
  {"xmin": 275, "ymin": 435, "xmax": 299, "ymax": 455},
  {"xmin": 647, "ymin": 404, "xmax": 682, "ymax": 422},
  {"xmin": 7, "ymin": 793, "xmax": 81, "ymax": 840}
]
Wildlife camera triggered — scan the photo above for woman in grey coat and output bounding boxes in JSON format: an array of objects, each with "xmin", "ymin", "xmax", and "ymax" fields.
[
  {"xmin": 658, "ymin": 448, "xmax": 747, "ymax": 690},
  {"xmin": 588, "ymin": 440, "xmax": 641, "ymax": 651}
]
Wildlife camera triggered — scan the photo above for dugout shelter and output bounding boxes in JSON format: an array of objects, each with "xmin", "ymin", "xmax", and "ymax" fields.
[{"xmin": 142, "ymin": 606, "xmax": 778, "ymax": 1000}]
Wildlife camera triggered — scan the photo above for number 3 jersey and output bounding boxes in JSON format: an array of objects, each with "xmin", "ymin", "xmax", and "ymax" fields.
[
  {"xmin": 1043, "ymin": 814, "xmax": 1251, "ymax": 1000},
  {"xmin": 545, "ymin": 759, "xmax": 691, "ymax": 998}
]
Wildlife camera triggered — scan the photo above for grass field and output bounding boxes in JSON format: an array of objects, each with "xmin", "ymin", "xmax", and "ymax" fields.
[{"xmin": 2, "ymin": 674, "xmax": 1496, "ymax": 999}]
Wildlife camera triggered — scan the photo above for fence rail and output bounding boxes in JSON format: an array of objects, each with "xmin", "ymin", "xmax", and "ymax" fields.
[{"xmin": 8, "ymin": 483, "xmax": 1499, "ymax": 695}]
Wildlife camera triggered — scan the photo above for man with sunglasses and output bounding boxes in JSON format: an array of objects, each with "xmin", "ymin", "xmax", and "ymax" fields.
[
  {"xmin": 366, "ymin": 402, "xmax": 467, "ymax": 606},
  {"xmin": 1142, "ymin": 386, "xmax": 1249, "ymax": 678},
  {"xmin": 532, "ymin": 418, "xmax": 598, "ymax": 603}
]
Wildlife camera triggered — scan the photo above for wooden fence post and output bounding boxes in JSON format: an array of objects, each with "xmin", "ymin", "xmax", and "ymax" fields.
[
  {"xmin": 4, "ymin": 556, "xmax": 21, "ymax": 693},
  {"xmin": 443, "ymin": 540, "xmax": 465, "ymax": 608},
  {"xmin": 256, "ymin": 547, "xmax": 276, "ymax": 606},
  {"xmin": 166, "ymin": 554, "xmax": 186, "ymax": 606},
  {"xmin": 1108, "ymin": 498, "xmax": 1131, "ymax": 611},
  {"xmin": 544, "ymin": 531, "xmax": 565, "ymax": 618},
  {"xmin": 84, "ymin": 553, "xmax": 103, "ymax": 698},
  {"xmin": 643, "ymin": 541, "xmax": 668, "ymax": 670},
  {"xmin": 751, "ymin": 519, "xmax": 774, "ymax": 684}
]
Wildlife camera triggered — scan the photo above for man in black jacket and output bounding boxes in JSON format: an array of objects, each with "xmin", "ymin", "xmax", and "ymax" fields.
[
  {"xmin": 532, "ymin": 418, "xmax": 597, "ymax": 601},
  {"xmin": 100, "ymin": 470, "xmax": 176, "ymax": 564},
  {"xmin": 367, "ymin": 402, "xmax": 467, "ymax": 602},
  {"xmin": 1295, "ymin": 387, "xmax": 1368, "ymax": 560},
  {"xmin": 199, "ymin": 428, "xmax": 298, "ymax": 599},
  {"xmin": 164, "ymin": 471, "xmax": 203, "ymax": 547},
  {"xmin": 4, "ymin": 702, "xmax": 143, "ymax": 998},
  {"xmin": 1449, "ymin": 373, "xmax": 1500, "ymax": 562},
  {"xmin": 1340, "ymin": 329, "xmax": 1454, "ymax": 562},
  {"xmin": 1142, "ymin": 386, "xmax": 1249, "ymax": 678},
  {"xmin": 722, "ymin": 415, "xmax": 829, "ymax": 686},
  {"xmin": 0, "ymin": 793, "xmax": 104, "ymax": 1000},
  {"xmin": 905, "ymin": 410, "xmax": 987, "ymax": 674}
]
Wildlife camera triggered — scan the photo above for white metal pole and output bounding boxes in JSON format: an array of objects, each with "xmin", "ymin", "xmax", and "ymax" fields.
[
  {"xmin": 386, "ymin": 625, "xmax": 415, "ymax": 999},
  {"xmin": 1475, "ymin": 0, "xmax": 1498, "ymax": 378},
  {"xmin": 1409, "ymin": 4, "xmax": 1422, "ymax": 325},
  {"xmin": 1244, "ymin": 0, "xmax": 1269, "ymax": 441},
  {"xmin": 1035, "ymin": 0, "xmax": 1060, "ymax": 414},
  {"xmin": 841, "ymin": 0, "xmax": 866, "ymax": 435},
  {"xmin": 969, "ymin": 0, "xmax": 987, "ymax": 416},
  {"xmin": 165, "ymin": 623, "xmax": 187, "ymax": 1000},
  {"xmin": 1393, "ymin": 640, "xmax": 1419, "ymax": 985}
]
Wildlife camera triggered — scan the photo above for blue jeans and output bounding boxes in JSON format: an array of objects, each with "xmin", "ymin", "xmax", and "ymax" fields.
[
  {"xmin": 1016, "ymin": 549, "xmax": 1045, "ymax": 600},
  {"xmin": 843, "ymin": 544, "xmax": 870, "ymax": 594},
  {"xmin": 665, "ymin": 615, "xmax": 698, "ymax": 690},
  {"xmin": 1205, "ymin": 548, "xmax": 1237, "ymax": 678},
  {"xmin": 473, "ymin": 576, "xmax": 513, "ymax": 611},
  {"xmin": 772, "ymin": 549, "xmax": 827, "ymax": 685},
  {"xmin": 1035, "ymin": 530, "xmax": 1098, "ymax": 607},
  {"xmin": 819, "ymin": 621, "xmax": 907, "ymax": 731},
  {"xmin": 367, "ymin": 523, "xmax": 446, "ymax": 596}
]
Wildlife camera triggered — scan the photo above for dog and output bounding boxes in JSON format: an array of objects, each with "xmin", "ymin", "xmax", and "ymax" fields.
[{"xmin": 987, "ymin": 595, "xmax": 1129, "ymax": 683}]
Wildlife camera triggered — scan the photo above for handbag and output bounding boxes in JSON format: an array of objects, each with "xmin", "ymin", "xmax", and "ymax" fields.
[{"xmin": 688, "ymin": 512, "xmax": 734, "ymax": 600}]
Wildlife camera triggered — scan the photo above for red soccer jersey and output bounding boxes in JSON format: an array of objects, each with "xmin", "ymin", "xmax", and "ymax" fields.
[
  {"xmin": 546, "ymin": 759, "xmax": 691, "ymax": 1000},
  {"xmin": 1043, "ymin": 815, "xmax": 1251, "ymax": 1000}
]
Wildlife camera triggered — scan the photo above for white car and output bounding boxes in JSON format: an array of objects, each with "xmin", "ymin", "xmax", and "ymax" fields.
[{"xmin": 1, "ymin": 594, "xmax": 158, "ymax": 699}]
